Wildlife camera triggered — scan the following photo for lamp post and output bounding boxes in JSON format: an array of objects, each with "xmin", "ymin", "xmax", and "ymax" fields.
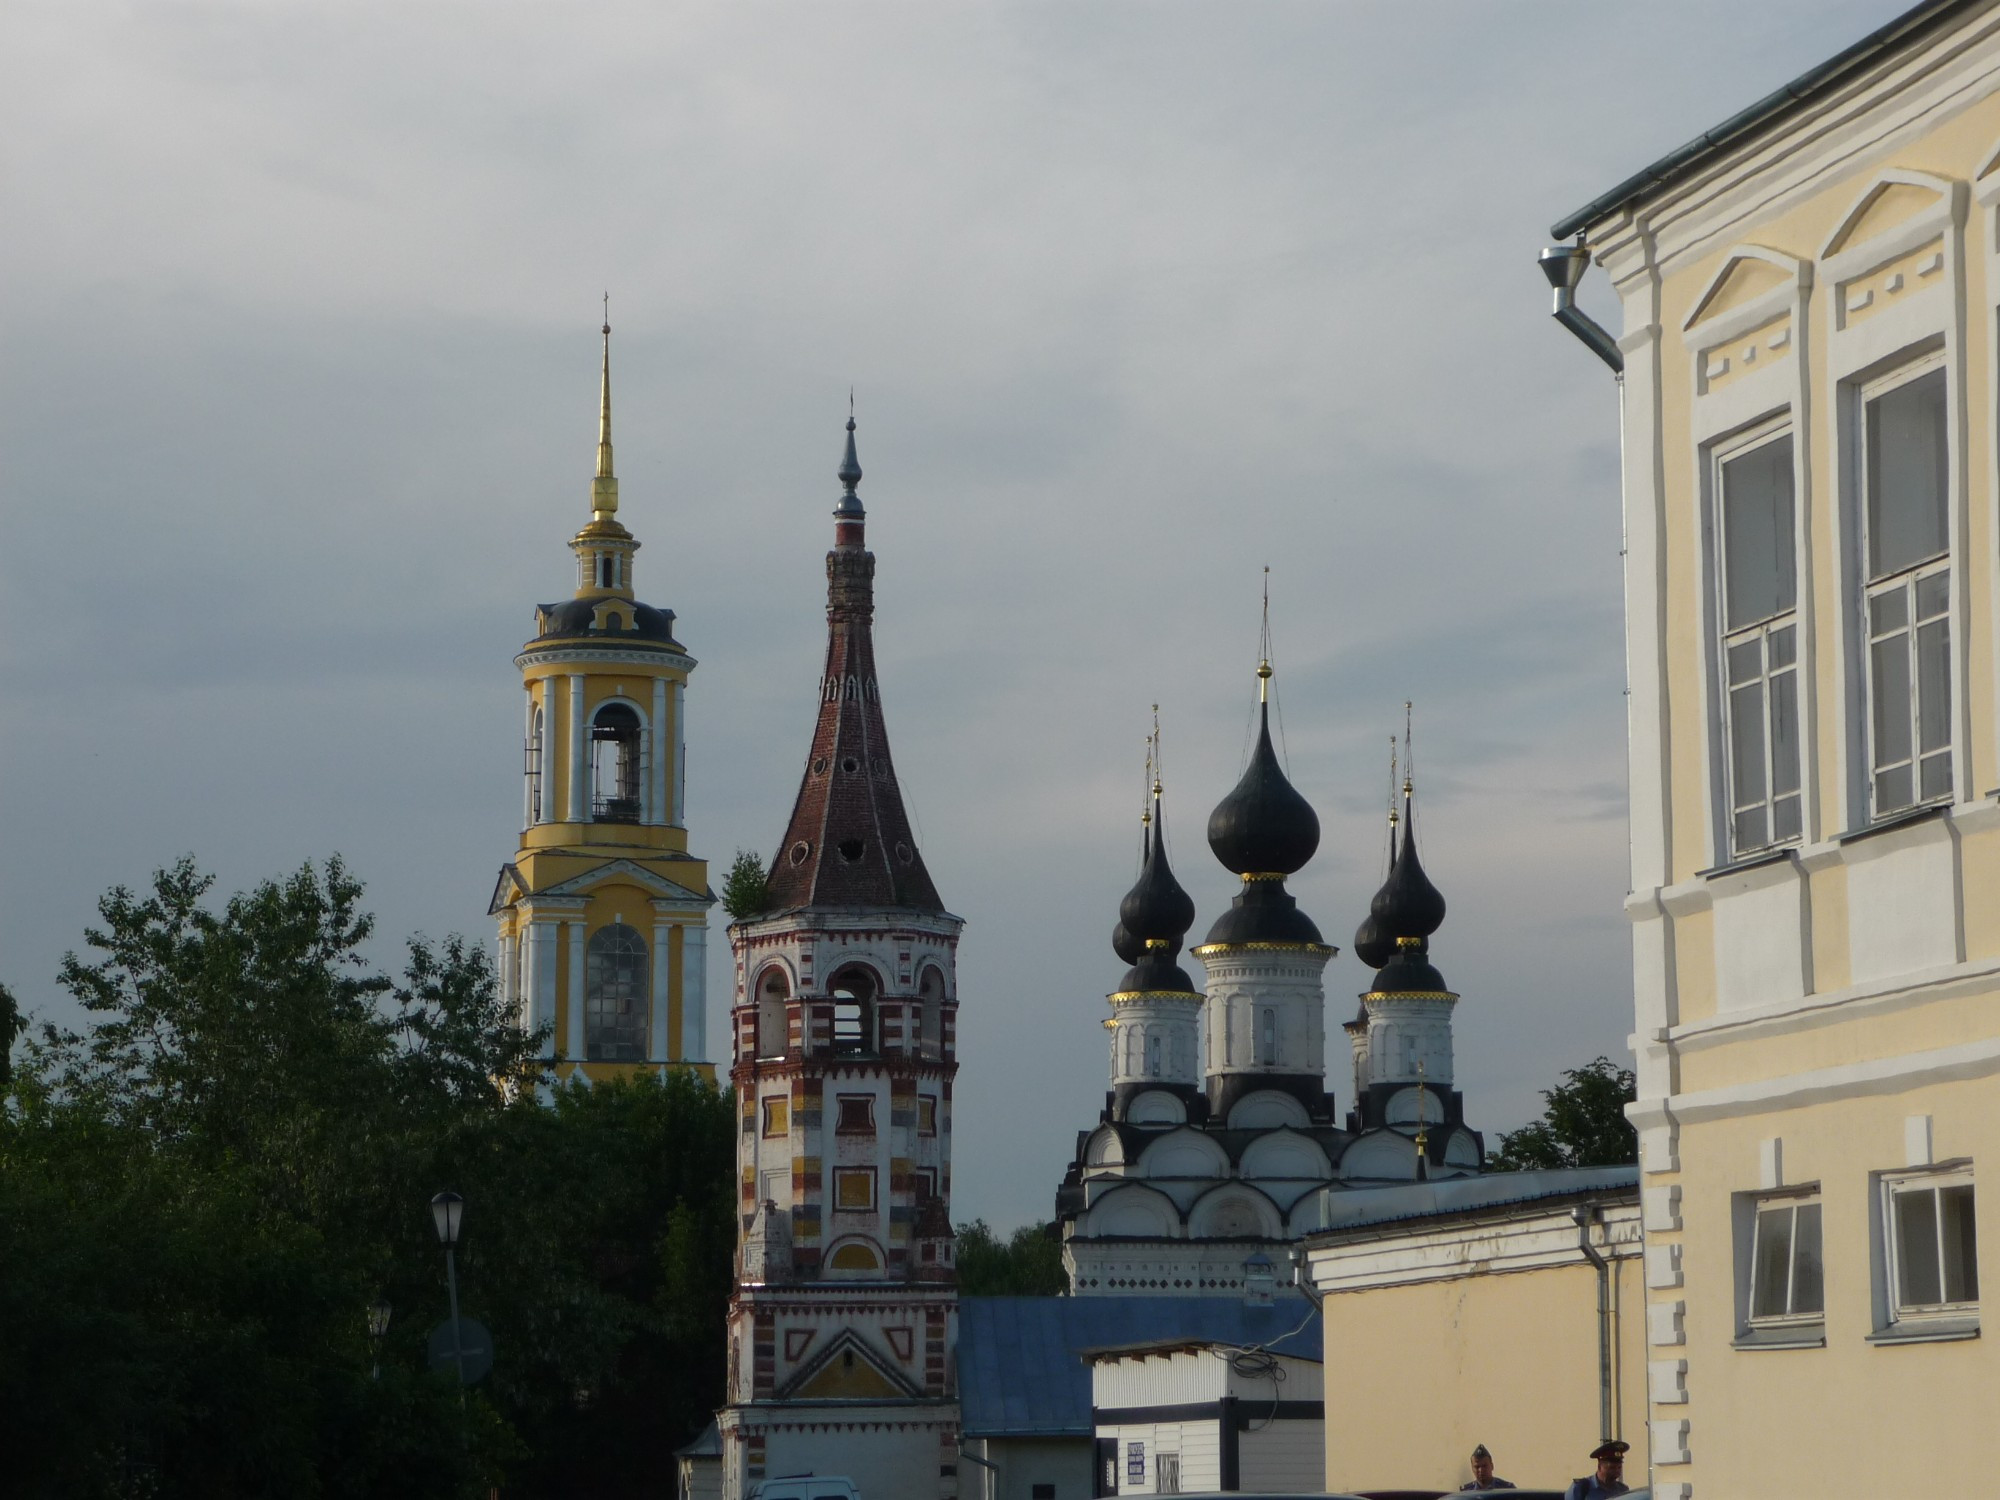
[
  {"xmin": 430, "ymin": 1190, "xmax": 467, "ymax": 1401},
  {"xmin": 367, "ymin": 1298, "xmax": 392, "ymax": 1381}
]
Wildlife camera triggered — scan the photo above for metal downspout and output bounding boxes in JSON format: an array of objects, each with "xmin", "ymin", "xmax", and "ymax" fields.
[
  {"xmin": 959, "ymin": 1440, "xmax": 998, "ymax": 1500},
  {"xmin": 1574, "ymin": 1205, "xmax": 1614, "ymax": 1441}
]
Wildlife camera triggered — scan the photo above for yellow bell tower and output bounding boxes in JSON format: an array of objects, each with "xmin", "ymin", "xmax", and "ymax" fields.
[{"xmin": 490, "ymin": 317, "xmax": 715, "ymax": 1083}]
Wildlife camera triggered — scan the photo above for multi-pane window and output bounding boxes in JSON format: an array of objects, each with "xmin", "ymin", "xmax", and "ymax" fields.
[
  {"xmin": 1885, "ymin": 1169, "xmax": 1978, "ymax": 1322},
  {"xmin": 1748, "ymin": 1193, "xmax": 1824, "ymax": 1324},
  {"xmin": 1862, "ymin": 366, "xmax": 1952, "ymax": 816},
  {"xmin": 583, "ymin": 923, "xmax": 647, "ymax": 1062},
  {"xmin": 1718, "ymin": 432, "xmax": 1802, "ymax": 854}
]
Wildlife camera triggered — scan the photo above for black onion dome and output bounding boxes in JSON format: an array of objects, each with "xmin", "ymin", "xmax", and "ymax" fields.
[
  {"xmin": 1369, "ymin": 796, "xmax": 1445, "ymax": 940},
  {"xmin": 1365, "ymin": 945, "xmax": 1452, "ymax": 997},
  {"xmin": 1207, "ymin": 702, "xmax": 1320, "ymax": 876},
  {"xmin": 1202, "ymin": 876, "xmax": 1325, "ymax": 948},
  {"xmin": 1113, "ymin": 798, "xmax": 1202, "ymax": 993},
  {"xmin": 1119, "ymin": 807, "xmax": 1197, "ymax": 950},
  {"xmin": 1352, "ymin": 908, "xmax": 1393, "ymax": 970}
]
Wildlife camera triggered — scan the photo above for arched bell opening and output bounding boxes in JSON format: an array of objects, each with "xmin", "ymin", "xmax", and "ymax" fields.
[
  {"xmin": 590, "ymin": 701, "xmax": 643, "ymax": 823},
  {"xmin": 524, "ymin": 704, "xmax": 545, "ymax": 826},
  {"xmin": 916, "ymin": 965, "xmax": 946, "ymax": 1059},
  {"xmin": 584, "ymin": 922, "xmax": 648, "ymax": 1062},
  {"xmin": 828, "ymin": 964, "xmax": 879, "ymax": 1056},
  {"xmin": 755, "ymin": 965, "xmax": 791, "ymax": 1060}
]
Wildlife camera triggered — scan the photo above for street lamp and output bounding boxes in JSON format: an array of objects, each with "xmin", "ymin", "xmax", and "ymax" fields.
[
  {"xmin": 430, "ymin": 1190, "xmax": 468, "ymax": 1398},
  {"xmin": 367, "ymin": 1299, "xmax": 392, "ymax": 1381}
]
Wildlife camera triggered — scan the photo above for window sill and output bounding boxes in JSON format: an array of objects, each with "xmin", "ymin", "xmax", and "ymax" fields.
[
  {"xmin": 1697, "ymin": 846, "xmax": 1796, "ymax": 881},
  {"xmin": 1867, "ymin": 1317, "xmax": 1980, "ymax": 1346},
  {"xmin": 1836, "ymin": 802, "xmax": 1949, "ymax": 846},
  {"xmin": 1733, "ymin": 1324, "xmax": 1825, "ymax": 1350}
]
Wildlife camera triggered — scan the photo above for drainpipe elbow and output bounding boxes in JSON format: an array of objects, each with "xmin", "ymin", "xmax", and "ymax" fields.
[{"xmin": 1540, "ymin": 244, "xmax": 1625, "ymax": 375}]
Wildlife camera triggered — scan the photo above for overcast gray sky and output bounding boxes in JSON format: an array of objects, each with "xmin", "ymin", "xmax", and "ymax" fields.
[{"xmin": 1, "ymin": 1, "xmax": 1903, "ymax": 1230}]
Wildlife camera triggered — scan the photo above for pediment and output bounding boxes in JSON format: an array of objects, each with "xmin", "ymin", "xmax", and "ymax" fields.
[
  {"xmin": 1821, "ymin": 171, "xmax": 1955, "ymax": 258},
  {"xmin": 538, "ymin": 858, "xmax": 711, "ymax": 906},
  {"xmin": 1682, "ymin": 247, "xmax": 1803, "ymax": 330},
  {"xmin": 488, "ymin": 863, "xmax": 528, "ymax": 916},
  {"xmin": 780, "ymin": 1329, "xmax": 919, "ymax": 1401}
]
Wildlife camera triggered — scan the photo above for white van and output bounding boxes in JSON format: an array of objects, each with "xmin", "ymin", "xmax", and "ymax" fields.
[{"xmin": 746, "ymin": 1477, "xmax": 861, "ymax": 1500}]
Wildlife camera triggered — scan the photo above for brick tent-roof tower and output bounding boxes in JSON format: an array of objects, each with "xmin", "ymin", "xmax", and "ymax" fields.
[{"xmin": 762, "ymin": 410, "xmax": 943, "ymax": 914}]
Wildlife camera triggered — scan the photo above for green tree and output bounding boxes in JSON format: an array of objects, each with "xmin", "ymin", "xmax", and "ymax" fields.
[
  {"xmin": 0, "ymin": 980, "xmax": 21, "ymax": 1087},
  {"xmin": 720, "ymin": 850, "xmax": 770, "ymax": 921},
  {"xmin": 1487, "ymin": 1056, "xmax": 1638, "ymax": 1171},
  {"xmin": 2, "ymin": 856, "xmax": 734, "ymax": 1500},
  {"xmin": 954, "ymin": 1219, "xmax": 1068, "ymax": 1296}
]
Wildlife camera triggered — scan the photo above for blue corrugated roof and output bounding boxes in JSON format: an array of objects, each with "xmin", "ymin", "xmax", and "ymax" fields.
[{"xmin": 956, "ymin": 1295, "xmax": 1320, "ymax": 1439}]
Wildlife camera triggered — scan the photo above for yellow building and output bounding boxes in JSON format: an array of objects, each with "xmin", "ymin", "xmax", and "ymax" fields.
[
  {"xmin": 1546, "ymin": 2, "xmax": 2000, "ymax": 1493},
  {"xmin": 1301, "ymin": 1170, "xmax": 1646, "ymax": 1493},
  {"xmin": 489, "ymin": 321, "xmax": 714, "ymax": 1083}
]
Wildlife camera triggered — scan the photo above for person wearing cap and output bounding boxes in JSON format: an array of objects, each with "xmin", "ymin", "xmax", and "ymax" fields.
[
  {"xmin": 1459, "ymin": 1443, "xmax": 1515, "ymax": 1490},
  {"xmin": 1563, "ymin": 1439, "xmax": 1630, "ymax": 1499}
]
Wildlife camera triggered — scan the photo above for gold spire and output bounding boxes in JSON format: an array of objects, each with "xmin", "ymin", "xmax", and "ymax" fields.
[
  {"xmin": 1257, "ymin": 565, "xmax": 1274, "ymax": 704},
  {"xmin": 591, "ymin": 299, "xmax": 619, "ymax": 518}
]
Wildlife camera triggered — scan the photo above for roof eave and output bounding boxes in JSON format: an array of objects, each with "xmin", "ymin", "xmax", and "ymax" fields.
[{"xmin": 1551, "ymin": 0, "xmax": 1980, "ymax": 241}]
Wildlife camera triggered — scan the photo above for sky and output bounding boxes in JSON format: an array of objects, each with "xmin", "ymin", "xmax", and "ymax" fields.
[{"xmin": 0, "ymin": 1, "xmax": 1907, "ymax": 1231}]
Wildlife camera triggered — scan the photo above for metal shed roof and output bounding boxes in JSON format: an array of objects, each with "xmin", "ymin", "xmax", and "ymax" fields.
[{"xmin": 956, "ymin": 1295, "xmax": 1320, "ymax": 1439}]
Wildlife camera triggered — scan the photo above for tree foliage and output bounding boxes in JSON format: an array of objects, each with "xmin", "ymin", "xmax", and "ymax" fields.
[
  {"xmin": 1487, "ymin": 1055, "xmax": 1637, "ymax": 1172},
  {"xmin": 1, "ymin": 857, "xmax": 735, "ymax": 1499},
  {"xmin": 954, "ymin": 1219, "xmax": 1068, "ymax": 1296},
  {"xmin": 719, "ymin": 850, "xmax": 771, "ymax": 921}
]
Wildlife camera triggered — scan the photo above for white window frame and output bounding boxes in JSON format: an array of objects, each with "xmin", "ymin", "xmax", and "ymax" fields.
[
  {"xmin": 1710, "ymin": 420, "xmax": 1805, "ymax": 858},
  {"xmin": 1882, "ymin": 1164, "xmax": 1979, "ymax": 1328},
  {"xmin": 1745, "ymin": 1188, "xmax": 1824, "ymax": 1329},
  {"xmin": 1855, "ymin": 355, "xmax": 1954, "ymax": 821}
]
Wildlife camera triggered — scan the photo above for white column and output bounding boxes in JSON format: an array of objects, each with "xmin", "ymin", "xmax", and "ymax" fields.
[
  {"xmin": 650, "ymin": 677, "xmax": 669, "ymax": 826},
  {"xmin": 672, "ymin": 680, "xmax": 687, "ymax": 827},
  {"xmin": 496, "ymin": 926, "xmax": 515, "ymax": 1022},
  {"xmin": 567, "ymin": 673, "xmax": 588, "ymax": 822},
  {"xmin": 566, "ymin": 918, "xmax": 588, "ymax": 1060},
  {"xmin": 650, "ymin": 918, "xmax": 673, "ymax": 1062},
  {"xmin": 522, "ymin": 686, "xmax": 537, "ymax": 828},
  {"xmin": 682, "ymin": 920, "xmax": 708, "ymax": 1061}
]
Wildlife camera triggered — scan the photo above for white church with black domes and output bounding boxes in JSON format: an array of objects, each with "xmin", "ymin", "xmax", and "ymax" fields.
[{"xmin": 1055, "ymin": 662, "xmax": 1486, "ymax": 1296}]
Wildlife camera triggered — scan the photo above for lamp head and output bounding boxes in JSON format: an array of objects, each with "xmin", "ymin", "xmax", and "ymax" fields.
[
  {"xmin": 368, "ymin": 1299, "xmax": 393, "ymax": 1340},
  {"xmin": 430, "ymin": 1190, "xmax": 465, "ymax": 1247}
]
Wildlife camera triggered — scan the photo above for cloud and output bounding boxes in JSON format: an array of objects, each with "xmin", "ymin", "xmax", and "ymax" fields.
[{"xmin": 0, "ymin": 0, "xmax": 1902, "ymax": 1228}]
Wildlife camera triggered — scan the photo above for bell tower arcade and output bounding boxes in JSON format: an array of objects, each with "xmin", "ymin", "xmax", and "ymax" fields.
[{"xmin": 489, "ymin": 319, "xmax": 714, "ymax": 1083}]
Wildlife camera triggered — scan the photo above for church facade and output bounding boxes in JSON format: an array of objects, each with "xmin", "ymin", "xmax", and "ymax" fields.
[
  {"xmin": 716, "ymin": 418, "xmax": 965, "ymax": 1500},
  {"xmin": 489, "ymin": 323, "xmax": 715, "ymax": 1083},
  {"xmin": 1056, "ymin": 668, "xmax": 1483, "ymax": 1296}
]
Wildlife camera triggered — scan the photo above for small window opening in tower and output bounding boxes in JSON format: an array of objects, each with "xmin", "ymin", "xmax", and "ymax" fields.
[
  {"xmin": 590, "ymin": 702, "xmax": 643, "ymax": 822},
  {"xmin": 525, "ymin": 705, "xmax": 544, "ymax": 824},
  {"xmin": 756, "ymin": 967, "xmax": 790, "ymax": 1059},
  {"xmin": 829, "ymin": 965, "xmax": 877, "ymax": 1055},
  {"xmin": 1146, "ymin": 1033, "xmax": 1162, "ymax": 1078},
  {"xmin": 598, "ymin": 555, "xmax": 613, "ymax": 588},
  {"xmin": 838, "ymin": 838, "xmax": 865, "ymax": 862},
  {"xmin": 584, "ymin": 923, "xmax": 648, "ymax": 1062},
  {"xmin": 1259, "ymin": 1006, "xmax": 1277, "ymax": 1067},
  {"xmin": 917, "ymin": 967, "xmax": 945, "ymax": 1058}
]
